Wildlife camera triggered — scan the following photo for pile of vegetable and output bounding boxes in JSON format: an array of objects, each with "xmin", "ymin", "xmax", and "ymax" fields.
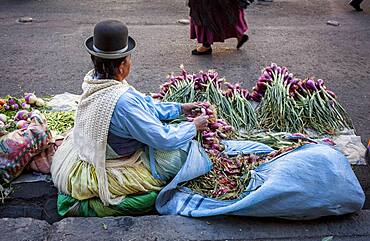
[
  {"xmin": 181, "ymin": 102, "xmax": 309, "ymax": 200},
  {"xmin": 155, "ymin": 64, "xmax": 353, "ymax": 200},
  {"xmin": 153, "ymin": 65, "xmax": 258, "ymax": 132},
  {"xmin": 0, "ymin": 93, "xmax": 46, "ymax": 133},
  {"xmin": 43, "ymin": 112, "xmax": 75, "ymax": 134},
  {"xmin": 252, "ymin": 63, "xmax": 353, "ymax": 134},
  {"xmin": 0, "ymin": 93, "xmax": 74, "ymax": 135},
  {"xmin": 155, "ymin": 64, "xmax": 353, "ymax": 135},
  {"xmin": 185, "ymin": 102, "xmax": 234, "ymax": 153},
  {"xmin": 184, "ymin": 143, "xmax": 304, "ymax": 200}
]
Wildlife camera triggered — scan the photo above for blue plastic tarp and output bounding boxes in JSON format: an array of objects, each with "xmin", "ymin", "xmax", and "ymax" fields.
[{"xmin": 155, "ymin": 141, "xmax": 365, "ymax": 219}]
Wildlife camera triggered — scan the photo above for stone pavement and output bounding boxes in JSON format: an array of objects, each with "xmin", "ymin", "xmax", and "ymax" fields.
[
  {"xmin": 0, "ymin": 165, "xmax": 369, "ymax": 226},
  {"xmin": 2, "ymin": 211, "xmax": 370, "ymax": 241}
]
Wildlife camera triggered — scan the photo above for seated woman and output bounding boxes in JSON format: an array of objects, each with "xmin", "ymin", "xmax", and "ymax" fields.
[{"xmin": 51, "ymin": 20, "xmax": 208, "ymax": 217}]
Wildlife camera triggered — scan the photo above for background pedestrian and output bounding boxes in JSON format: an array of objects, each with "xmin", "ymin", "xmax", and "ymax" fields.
[
  {"xmin": 188, "ymin": 0, "xmax": 250, "ymax": 55},
  {"xmin": 349, "ymin": 0, "xmax": 364, "ymax": 11}
]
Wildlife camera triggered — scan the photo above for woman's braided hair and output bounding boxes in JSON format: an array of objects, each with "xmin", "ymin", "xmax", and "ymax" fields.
[{"xmin": 91, "ymin": 55, "xmax": 126, "ymax": 79}]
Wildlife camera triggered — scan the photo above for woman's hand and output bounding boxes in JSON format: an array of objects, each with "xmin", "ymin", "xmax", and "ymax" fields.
[
  {"xmin": 181, "ymin": 103, "xmax": 202, "ymax": 116},
  {"xmin": 193, "ymin": 114, "xmax": 209, "ymax": 131}
]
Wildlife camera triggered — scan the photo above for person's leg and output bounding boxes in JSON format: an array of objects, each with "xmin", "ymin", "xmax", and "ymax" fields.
[
  {"xmin": 190, "ymin": 18, "xmax": 213, "ymax": 55},
  {"xmin": 237, "ymin": 35, "xmax": 249, "ymax": 49},
  {"xmin": 192, "ymin": 43, "xmax": 212, "ymax": 55},
  {"xmin": 203, "ymin": 43, "xmax": 211, "ymax": 48},
  {"xmin": 236, "ymin": 9, "xmax": 249, "ymax": 49},
  {"xmin": 349, "ymin": 0, "xmax": 363, "ymax": 11}
]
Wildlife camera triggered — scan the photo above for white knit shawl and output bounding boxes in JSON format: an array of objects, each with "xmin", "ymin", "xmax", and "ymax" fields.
[{"xmin": 73, "ymin": 69, "xmax": 130, "ymax": 205}]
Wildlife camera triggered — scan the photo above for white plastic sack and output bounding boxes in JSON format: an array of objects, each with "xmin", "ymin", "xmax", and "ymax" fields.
[{"xmin": 47, "ymin": 92, "xmax": 80, "ymax": 112}]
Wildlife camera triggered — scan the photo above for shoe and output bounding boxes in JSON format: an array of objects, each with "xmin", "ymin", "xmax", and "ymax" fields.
[
  {"xmin": 349, "ymin": 1, "xmax": 363, "ymax": 11},
  {"xmin": 237, "ymin": 34, "xmax": 249, "ymax": 49},
  {"xmin": 191, "ymin": 47, "xmax": 212, "ymax": 55},
  {"xmin": 256, "ymin": 0, "xmax": 273, "ymax": 4}
]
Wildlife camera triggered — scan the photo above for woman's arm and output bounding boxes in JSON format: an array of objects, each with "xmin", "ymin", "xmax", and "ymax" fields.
[
  {"xmin": 117, "ymin": 95, "xmax": 196, "ymax": 150},
  {"xmin": 144, "ymin": 96, "xmax": 182, "ymax": 120}
]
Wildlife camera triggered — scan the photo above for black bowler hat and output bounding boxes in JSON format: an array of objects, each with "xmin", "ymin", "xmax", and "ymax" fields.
[{"xmin": 85, "ymin": 20, "xmax": 136, "ymax": 59}]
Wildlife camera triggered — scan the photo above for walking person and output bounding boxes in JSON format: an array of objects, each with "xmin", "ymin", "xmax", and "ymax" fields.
[
  {"xmin": 349, "ymin": 0, "xmax": 364, "ymax": 11},
  {"xmin": 188, "ymin": 0, "xmax": 251, "ymax": 55}
]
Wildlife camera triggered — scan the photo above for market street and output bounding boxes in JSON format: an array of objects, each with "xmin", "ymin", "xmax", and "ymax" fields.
[
  {"xmin": 0, "ymin": 0, "xmax": 369, "ymax": 143},
  {"xmin": 1, "ymin": 1, "xmax": 370, "ymax": 240}
]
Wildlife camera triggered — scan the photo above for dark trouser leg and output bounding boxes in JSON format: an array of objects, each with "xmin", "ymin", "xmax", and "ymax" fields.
[
  {"xmin": 349, "ymin": 0, "xmax": 363, "ymax": 11},
  {"xmin": 203, "ymin": 43, "xmax": 211, "ymax": 48}
]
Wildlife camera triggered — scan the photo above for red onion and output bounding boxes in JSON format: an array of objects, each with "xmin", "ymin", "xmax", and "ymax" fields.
[
  {"xmin": 270, "ymin": 63, "xmax": 278, "ymax": 70},
  {"xmin": 256, "ymin": 81, "xmax": 267, "ymax": 91},
  {"xmin": 206, "ymin": 108, "xmax": 214, "ymax": 115},
  {"xmin": 8, "ymin": 98, "xmax": 16, "ymax": 105},
  {"xmin": 281, "ymin": 67, "xmax": 288, "ymax": 75},
  {"xmin": 276, "ymin": 66, "xmax": 282, "ymax": 74},
  {"xmin": 15, "ymin": 110, "xmax": 29, "ymax": 121},
  {"xmin": 305, "ymin": 79, "xmax": 317, "ymax": 91},
  {"xmin": 206, "ymin": 149, "xmax": 219, "ymax": 156},
  {"xmin": 21, "ymin": 102, "xmax": 30, "ymax": 109},
  {"xmin": 221, "ymin": 125, "xmax": 233, "ymax": 131},
  {"xmin": 202, "ymin": 131, "xmax": 216, "ymax": 138},
  {"xmin": 316, "ymin": 79, "xmax": 324, "ymax": 88},
  {"xmin": 251, "ymin": 91, "xmax": 263, "ymax": 102},
  {"xmin": 210, "ymin": 122, "xmax": 223, "ymax": 129},
  {"xmin": 11, "ymin": 104, "xmax": 19, "ymax": 110},
  {"xmin": 152, "ymin": 93, "xmax": 164, "ymax": 99},
  {"xmin": 264, "ymin": 67, "xmax": 273, "ymax": 75},
  {"xmin": 25, "ymin": 93, "xmax": 37, "ymax": 104},
  {"xmin": 211, "ymin": 143, "xmax": 223, "ymax": 151},
  {"xmin": 226, "ymin": 83, "xmax": 234, "ymax": 90},
  {"xmin": 321, "ymin": 138, "xmax": 335, "ymax": 146},
  {"xmin": 291, "ymin": 133, "xmax": 306, "ymax": 138}
]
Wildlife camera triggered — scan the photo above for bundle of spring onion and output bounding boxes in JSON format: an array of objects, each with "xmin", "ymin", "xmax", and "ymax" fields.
[
  {"xmin": 153, "ymin": 65, "xmax": 258, "ymax": 131},
  {"xmin": 294, "ymin": 78, "xmax": 353, "ymax": 134},
  {"xmin": 252, "ymin": 63, "xmax": 353, "ymax": 134},
  {"xmin": 181, "ymin": 102, "xmax": 307, "ymax": 200},
  {"xmin": 254, "ymin": 63, "xmax": 303, "ymax": 133}
]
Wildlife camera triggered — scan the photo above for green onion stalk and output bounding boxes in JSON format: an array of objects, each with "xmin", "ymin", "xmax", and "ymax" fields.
[
  {"xmin": 295, "ymin": 78, "xmax": 353, "ymax": 134},
  {"xmin": 256, "ymin": 69, "xmax": 303, "ymax": 133},
  {"xmin": 154, "ymin": 66, "xmax": 258, "ymax": 132}
]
